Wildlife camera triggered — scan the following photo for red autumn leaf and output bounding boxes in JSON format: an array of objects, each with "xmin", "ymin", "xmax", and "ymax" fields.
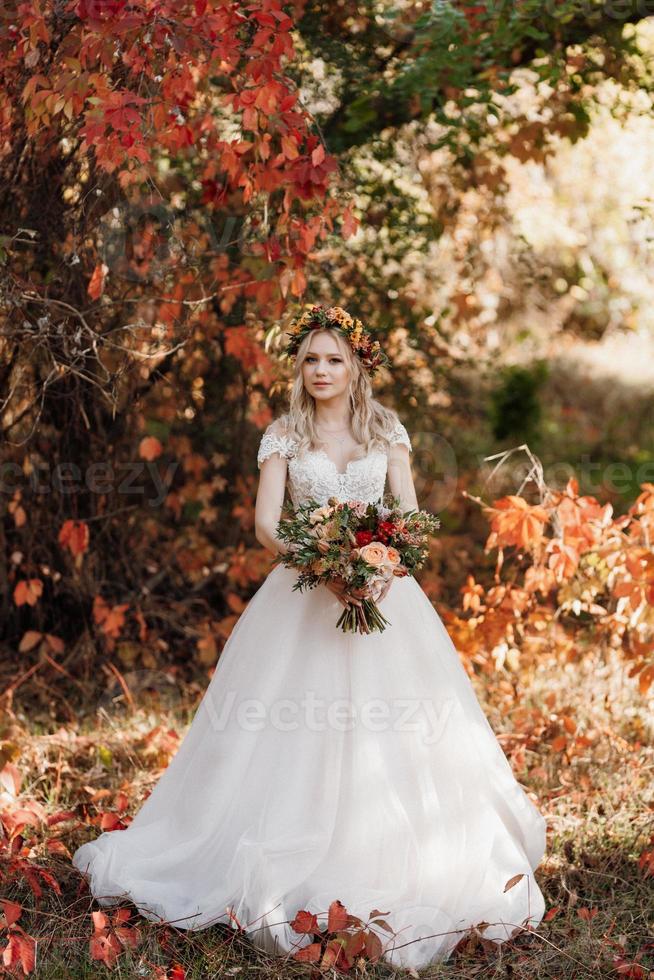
[
  {"xmin": 320, "ymin": 941, "xmax": 345, "ymax": 969},
  {"xmin": 364, "ymin": 929, "xmax": 383, "ymax": 962},
  {"xmin": 290, "ymin": 909, "xmax": 319, "ymax": 935},
  {"xmin": 293, "ymin": 942, "xmax": 322, "ymax": 963},
  {"xmin": 45, "ymin": 634, "xmax": 65, "ymax": 654},
  {"xmin": 99, "ymin": 811, "xmax": 128, "ymax": 831},
  {"xmin": 2, "ymin": 932, "xmax": 36, "ymax": 975},
  {"xmin": 327, "ymin": 899, "xmax": 348, "ymax": 933},
  {"xmin": 46, "ymin": 809, "xmax": 77, "ymax": 828},
  {"xmin": 58, "ymin": 519, "xmax": 90, "ymax": 557},
  {"xmin": 638, "ymin": 841, "xmax": 654, "ymax": 877},
  {"xmin": 46, "ymin": 840, "xmax": 72, "ymax": 858},
  {"xmin": 90, "ymin": 931, "xmax": 122, "ymax": 967},
  {"xmin": 1, "ymin": 900, "xmax": 23, "ymax": 928},
  {"xmin": 341, "ymin": 204, "xmax": 359, "ymax": 240},
  {"xmin": 344, "ymin": 928, "xmax": 367, "ymax": 957}
]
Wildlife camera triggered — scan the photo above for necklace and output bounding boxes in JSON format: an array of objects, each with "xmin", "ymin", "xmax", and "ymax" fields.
[{"xmin": 315, "ymin": 421, "xmax": 351, "ymax": 447}]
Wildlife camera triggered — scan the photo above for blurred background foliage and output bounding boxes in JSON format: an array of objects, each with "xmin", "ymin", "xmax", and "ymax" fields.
[{"xmin": 1, "ymin": 0, "xmax": 654, "ymax": 695}]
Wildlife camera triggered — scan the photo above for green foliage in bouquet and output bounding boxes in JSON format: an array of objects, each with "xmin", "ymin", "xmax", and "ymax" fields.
[{"xmin": 272, "ymin": 494, "xmax": 441, "ymax": 635}]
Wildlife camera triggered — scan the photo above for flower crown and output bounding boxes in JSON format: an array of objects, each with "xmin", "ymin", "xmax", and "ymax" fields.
[{"xmin": 284, "ymin": 305, "xmax": 390, "ymax": 376}]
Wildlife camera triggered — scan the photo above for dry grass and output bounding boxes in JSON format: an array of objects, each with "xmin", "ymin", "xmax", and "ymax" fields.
[{"xmin": 1, "ymin": 646, "xmax": 653, "ymax": 979}]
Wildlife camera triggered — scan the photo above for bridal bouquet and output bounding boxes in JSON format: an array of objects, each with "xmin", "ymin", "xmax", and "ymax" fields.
[{"xmin": 272, "ymin": 495, "xmax": 440, "ymax": 634}]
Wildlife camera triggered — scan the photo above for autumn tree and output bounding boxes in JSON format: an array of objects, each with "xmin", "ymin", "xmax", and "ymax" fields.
[{"xmin": 1, "ymin": 0, "xmax": 653, "ymax": 697}]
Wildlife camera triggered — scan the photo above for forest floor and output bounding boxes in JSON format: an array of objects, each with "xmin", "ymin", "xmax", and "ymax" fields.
[{"xmin": 1, "ymin": 644, "xmax": 653, "ymax": 979}]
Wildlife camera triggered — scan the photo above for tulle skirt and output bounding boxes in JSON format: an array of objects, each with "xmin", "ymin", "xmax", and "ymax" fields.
[{"xmin": 72, "ymin": 563, "xmax": 547, "ymax": 970}]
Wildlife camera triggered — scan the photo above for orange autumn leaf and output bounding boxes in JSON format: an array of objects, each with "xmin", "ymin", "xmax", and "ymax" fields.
[
  {"xmin": 638, "ymin": 664, "xmax": 654, "ymax": 696},
  {"xmin": 93, "ymin": 595, "xmax": 129, "ymax": 638},
  {"xmin": 139, "ymin": 435, "xmax": 163, "ymax": 461},
  {"xmin": 89, "ymin": 907, "xmax": 141, "ymax": 968},
  {"xmin": 196, "ymin": 632, "xmax": 217, "ymax": 665},
  {"xmin": 226, "ymin": 592, "xmax": 246, "ymax": 614},
  {"xmin": 18, "ymin": 631, "xmax": 43, "ymax": 653},
  {"xmin": 281, "ymin": 133, "xmax": 299, "ymax": 160},
  {"xmin": 341, "ymin": 204, "xmax": 359, "ymax": 240},
  {"xmin": 44, "ymin": 633, "xmax": 65, "ymax": 654},
  {"xmin": 8, "ymin": 493, "xmax": 26, "ymax": 528},
  {"xmin": 13, "ymin": 578, "xmax": 43, "ymax": 607},
  {"xmin": 487, "ymin": 495, "xmax": 550, "ymax": 550},
  {"xmin": 58, "ymin": 519, "xmax": 90, "ymax": 557},
  {"xmin": 523, "ymin": 565, "xmax": 557, "ymax": 595},
  {"xmin": 546, "ymin": 538, "xmax": 580, "ymax": 581},
  {"xmin": 87, "ymin": 262, "xmax": 108, "ymax": 300},
  {"xmin": 311, "ymin": 143, "xmax": 325, "ymax": 166}
]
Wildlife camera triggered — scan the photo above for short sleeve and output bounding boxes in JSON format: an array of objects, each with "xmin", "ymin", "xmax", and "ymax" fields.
[
  {"xmin": 256, "ymin": 417, "xmax": 298, "ymax": 468},
  {"xmin": 388, "ymin": 418, "xmax": 412, "ymax": 453}
]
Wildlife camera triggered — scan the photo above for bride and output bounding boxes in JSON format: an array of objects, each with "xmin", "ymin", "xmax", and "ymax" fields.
[{"xmin": 72, "ymin": 305, "xmax": 547, "ymax": 971}]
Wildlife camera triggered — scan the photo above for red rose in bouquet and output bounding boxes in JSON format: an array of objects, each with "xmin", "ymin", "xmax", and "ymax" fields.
[{"xmin": 273, "ymin": 496, "xmax": 440, "ymax": 634}]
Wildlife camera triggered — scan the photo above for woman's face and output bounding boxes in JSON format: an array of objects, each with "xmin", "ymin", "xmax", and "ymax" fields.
[{"xmin": 300, "ymin": 330, "xmax": 351, "ymax": 402}]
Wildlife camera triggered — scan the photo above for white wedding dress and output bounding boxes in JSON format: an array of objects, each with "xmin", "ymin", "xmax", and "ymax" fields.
[{"xmin": 72, "ymin": 417, "xmax": 547, "ymax": 971}]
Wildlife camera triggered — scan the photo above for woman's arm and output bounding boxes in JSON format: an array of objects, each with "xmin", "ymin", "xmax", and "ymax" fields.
[
  {"xmin": 254, "ymin": 452, "xmax": 291, "ymax": 557},
  {"xmin": 387, "ymin": 440, "xmax": 419, "ymax": 512}
]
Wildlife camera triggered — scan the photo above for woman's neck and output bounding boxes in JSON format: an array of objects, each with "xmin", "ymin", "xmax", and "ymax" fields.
[
  {"xmin": 314, "ymin": 411, "xmax": 352, "ymax": 429},
  {"xmin": 313, "ymin": 397, "xmax": 352, "ymax": 429}
]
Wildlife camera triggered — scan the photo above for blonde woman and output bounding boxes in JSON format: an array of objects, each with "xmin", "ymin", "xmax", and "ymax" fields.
[{"xmin": 73, "ymin": 307, "xmax": 547, "ymax": 971}]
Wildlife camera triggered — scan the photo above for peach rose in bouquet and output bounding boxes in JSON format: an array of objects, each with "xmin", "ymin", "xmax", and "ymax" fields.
[{"xmin": 273, "ymin": 493, "xmax": 440, "ymax": 634}]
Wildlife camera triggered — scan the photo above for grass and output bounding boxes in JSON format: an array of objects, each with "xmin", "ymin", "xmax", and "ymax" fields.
[{"xmin": 1, "ymin": 644, "xmax": 653, "ymax": 979}]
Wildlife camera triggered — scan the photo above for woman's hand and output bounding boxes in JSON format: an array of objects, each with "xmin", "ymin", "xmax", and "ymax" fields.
[
  {"xmin": 376, "ymin": 577, "xmax": 393, "ymax": 604},
  {"xmin": 324, "ymin": 577, "xmax": 363, "ymax": 608}
]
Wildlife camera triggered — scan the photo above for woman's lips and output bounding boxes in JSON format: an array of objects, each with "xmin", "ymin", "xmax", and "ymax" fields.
[{"xmin": 313, "ymin": 382, "xmax": 330, "ymax": 386}]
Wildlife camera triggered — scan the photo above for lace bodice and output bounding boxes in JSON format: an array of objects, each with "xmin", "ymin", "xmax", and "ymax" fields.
[{"xmin": 257, "ymin": 416, "xmax": 412, "ymax": 509}]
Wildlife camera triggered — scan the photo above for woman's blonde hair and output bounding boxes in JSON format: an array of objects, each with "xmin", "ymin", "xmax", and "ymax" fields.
[{"xmin": 279, "ymin": 327, "xmax": 401, "ymax": 456}]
